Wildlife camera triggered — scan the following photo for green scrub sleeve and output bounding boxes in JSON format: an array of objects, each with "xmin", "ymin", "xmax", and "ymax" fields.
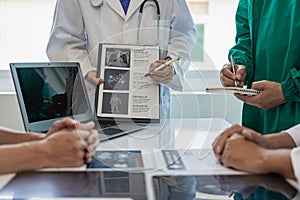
[
  {"xmin": 281, "ymin": 68, "xmax": 300, "ymax": 102},
  {"xmin": 228, "ymin": 0, "xmax": 254, "ymax": 86}
]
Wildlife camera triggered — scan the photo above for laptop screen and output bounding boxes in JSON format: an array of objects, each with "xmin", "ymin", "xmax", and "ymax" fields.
[{"xmin": 10, "ymin": 62, "xmax": 93, "ymax": 132}]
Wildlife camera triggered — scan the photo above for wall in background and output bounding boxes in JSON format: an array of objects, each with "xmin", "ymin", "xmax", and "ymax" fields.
[
  {"xmin": 0, "ymin": 0, "xmax": 239, "ymax": 70},
  {"xmin": 170, "ymin": 70, "xmax": 243, "ymax": 124},
  {"xmin": 0, "ymin": 0, "xmax": 242, "ymax": 130}
]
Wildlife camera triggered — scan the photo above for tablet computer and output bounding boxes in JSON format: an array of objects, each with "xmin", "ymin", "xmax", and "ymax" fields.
[
  {"xmin": 0, "ymin": 171, "xmax": 147, "ymax": 200},
  {"xmin": 95, "ymin": 43, "xmax": 160, "ymax": 123},
  {"xmin": 151, "ymin": 174, "xmax": 297, "ymax": 199}
]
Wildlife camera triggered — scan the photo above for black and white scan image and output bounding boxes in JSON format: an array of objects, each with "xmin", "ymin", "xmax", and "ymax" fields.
[
  {"xmin": 102, "ymin": 92, "xmax": 129, "ymax": 114},
  {"xmin": 105, "ymin": 48, "xmax": 130, "ymax": 68},
  {"xmin": 103, "ymin": 69, "xmax": 130, "ymax": 90}
]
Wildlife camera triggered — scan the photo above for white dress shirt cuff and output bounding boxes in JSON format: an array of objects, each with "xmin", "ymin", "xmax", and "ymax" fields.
[
  {"xmin": 285, "ymin": 124, "xmax": 300, "ymax": 147},
  {"xmin": 291, "ymin": 148, "xmax": 300, "ymax": 190}
]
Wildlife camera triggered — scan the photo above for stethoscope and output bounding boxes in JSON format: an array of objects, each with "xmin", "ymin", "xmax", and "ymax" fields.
[
  {"xmin": 90, "ymin": 0, "xmax": 161, "ymax": 45},
  {"xmin": 137, "ymin": 0, "xmax": 160, "ymax": 45}
]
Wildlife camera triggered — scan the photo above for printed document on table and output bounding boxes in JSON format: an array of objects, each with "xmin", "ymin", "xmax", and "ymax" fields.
[{"xmin": 89, "ymin": 149, "xmax": 243, "ymax": 175}]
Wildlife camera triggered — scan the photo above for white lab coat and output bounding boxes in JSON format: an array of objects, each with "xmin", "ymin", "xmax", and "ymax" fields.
[{"xmin": 47, "ymin": 0, "xmax": 197, "ymax": 116}]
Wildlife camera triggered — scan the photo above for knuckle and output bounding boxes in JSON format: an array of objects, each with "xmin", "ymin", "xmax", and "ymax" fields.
[
  {"xmin": 231, "ymin": 124, "xmax": 240, "ymax": 128},
  {"xmin": 75, "ymin": 160, "xmax": 84, "ymax": 166}
]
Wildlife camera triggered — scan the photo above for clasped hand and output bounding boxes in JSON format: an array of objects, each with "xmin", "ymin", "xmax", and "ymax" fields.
[
  {"xmin": 212, "ymin": 125, "xmax": 269, "ymax": 174},
  {"xmin": 43, "ymin": 118, "xmax": 99, "ymax": 167}
]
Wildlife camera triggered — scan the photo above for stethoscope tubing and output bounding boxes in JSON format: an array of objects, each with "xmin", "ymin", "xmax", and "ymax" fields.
[
  {"xmin": 90, "ymin": 0, "xmax": 161, "ymax": 45},
  {"xmin": 137, "ymin": 0, "xmax": 161, "ymax": 45}
]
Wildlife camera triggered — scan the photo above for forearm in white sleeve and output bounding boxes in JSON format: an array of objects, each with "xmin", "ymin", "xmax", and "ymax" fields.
[
  {"xmin": 290, "ymin": 148, "xmax": 300, "ymax": 190},
  {"xmin": 286, "ymin": 124, "xmax": 300, "ymax": 147},
  {"xmin": 166, "ymin": 0, "xmax": 197, "ymax": 91},
  {"xmin": 46, "ymin": 0, "xmax": 95, "ymax": 77}
]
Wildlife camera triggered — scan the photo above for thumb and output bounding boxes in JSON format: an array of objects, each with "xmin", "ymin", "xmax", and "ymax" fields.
[
  {"xmin": 98, "ymin": 78, "xmax": 105, "ymax": 84},
  {"xmin": 76, "ymin": 121, "xmax": 95, "ymax": 131},
  {"xmin": 236, "ymin": 65, "xmax": 246, "ymax": 80},
  {"xmin": 77, "ymin": 129, "xmax": 91, "ymax": 141},
  {"xmin": 242, "ymin": 129, "xmax": 267, "ymax": 147},
  {"xmin": 251, "ymin": 81, "xmax": 265, "ymax": 90}
]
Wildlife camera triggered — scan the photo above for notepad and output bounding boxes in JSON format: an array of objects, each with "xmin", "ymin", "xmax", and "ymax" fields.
[{"xmin": 205, "ymin": 87, "xmax": 260, "ymax": 96}]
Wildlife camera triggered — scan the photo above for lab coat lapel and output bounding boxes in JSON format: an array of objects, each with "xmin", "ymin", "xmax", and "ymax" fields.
[
  {"xmin": 106, "ymin": 0, "xmax": 125, "ymax": 19},
  {"xmin": 125, "ymin": 0, "xmax": 141, "ymax": 22}
]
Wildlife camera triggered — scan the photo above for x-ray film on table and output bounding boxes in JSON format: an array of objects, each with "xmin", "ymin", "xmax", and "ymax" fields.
[
  {"xmin": 96, "ymin": 44, "xmax": 160, "ymax": 123},
  {"xmin": 89, "ymin": 149, "xmax": 236, "ymax": 174}
]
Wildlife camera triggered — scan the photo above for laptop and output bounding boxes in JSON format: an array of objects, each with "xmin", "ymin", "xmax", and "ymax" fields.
[{"xmin": 10, "ymin": 62, "xmax": 143, "ymax": 141}]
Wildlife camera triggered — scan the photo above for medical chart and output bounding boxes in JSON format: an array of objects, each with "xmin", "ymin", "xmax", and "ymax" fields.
[{"xmin": 96, "ymin": 43, "xmax": 160, "ymax": 123}]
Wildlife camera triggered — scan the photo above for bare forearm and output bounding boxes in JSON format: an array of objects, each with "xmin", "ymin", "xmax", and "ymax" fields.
[
  {"xmin": 0, "ymin": 130, "xmax": 44, "ymax": 145},
  {"xmin": 265, "ymin": 132, "xmax": 296, "ymax": 149},
  {"xmin": 0, "ymin": 142, "xmax": 46, "ymax": 174},
  {"xmin": 263, "ymin": 149, "xmax": 295, "ymax": 179}
]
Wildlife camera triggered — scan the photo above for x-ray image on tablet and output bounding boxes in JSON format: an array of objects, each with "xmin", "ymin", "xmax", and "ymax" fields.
[
  {"xmin": 90, "ymin": 150, "xmax": 144, "ymax": 169},
  {"xmin": 102, "ymin": 92, "xmax": 129, "ymax": 115},
  {"xmin": 105, "ymin": 48, "xmax": 130, "ymax": 68},
  {"xmin": 104, "ymin": 69, "xmax": 130, "ymax": 91}
]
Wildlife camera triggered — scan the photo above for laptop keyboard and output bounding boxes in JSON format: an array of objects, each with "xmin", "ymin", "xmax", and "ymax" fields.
[
  {"xmin": 99, "ymin": 121, "xmax": 116, "ymax": 128},
  {"xmin": 98, "ymin": 127, "xmax": 124, "ymax": 135}
]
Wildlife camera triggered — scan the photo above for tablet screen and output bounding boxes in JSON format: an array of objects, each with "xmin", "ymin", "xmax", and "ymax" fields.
[
  {"xmin": 0, "ymin": 171, "xmax": 146, "ymax": 200},
  {"xmin": 152, "ymin": 174, "xmax": 297, "ymax": 200}
]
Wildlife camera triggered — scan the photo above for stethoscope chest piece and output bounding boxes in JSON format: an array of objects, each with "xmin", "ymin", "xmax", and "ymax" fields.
[{"xmin": 91, "ymin": 0, "xmax": 103, "ymax": 7}]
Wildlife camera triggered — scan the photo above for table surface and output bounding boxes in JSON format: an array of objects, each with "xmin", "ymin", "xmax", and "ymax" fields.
[
  {"xmin": 0, "ymin": 118, "xmax": 298, "ymax": 200},
  {"xmin": 97, "ymin": 118, "xmax": 230, "ymax": 150}
]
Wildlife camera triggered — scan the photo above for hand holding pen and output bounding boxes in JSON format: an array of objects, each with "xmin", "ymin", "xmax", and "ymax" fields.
[
  {"xmin": 145, "ymin": 56, "xmax": 180, "ymax": 77},
  {"xmin": 145, "ymin": 56, "xmax": 180, "ymax": 84},
  {"xmin": 220, "ymin": 56, "xmax": 247, "ymax": 87},
  {"xmin": 230, "ymin": 55, "xmax": 238, "ymax": 87}
]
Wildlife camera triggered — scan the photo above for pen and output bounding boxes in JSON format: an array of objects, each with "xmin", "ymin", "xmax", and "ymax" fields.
[
  {"xmin": 144, "ymin": 56, "xmax": 180, "ymax": 77},
  {"xmin": 230, "ymin": 55, "xmax": 238, "ymax": 87}
]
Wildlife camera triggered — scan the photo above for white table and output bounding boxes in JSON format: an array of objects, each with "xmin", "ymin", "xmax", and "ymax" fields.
[
  {"xmin": 0, "ymin": 118, "xmax": 299, "ymax": 200},
  {"xmin": 98, "ymin": 118, "xmax": 230, "ymax": 150},
  {"xmin": 0, "ymin": 118, "xmax": 230, "ymax": 191}
]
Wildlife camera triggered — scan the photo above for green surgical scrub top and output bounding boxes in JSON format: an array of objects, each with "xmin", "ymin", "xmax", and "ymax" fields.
[{"xmin": 230, "ymin": 0, "xmax": 300, "ymax": 134}]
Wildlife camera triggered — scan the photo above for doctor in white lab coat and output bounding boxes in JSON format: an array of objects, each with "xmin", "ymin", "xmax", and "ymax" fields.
[{"xmin": 47, "ymin": 0, "xmax": 197, "ymax": 118}]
